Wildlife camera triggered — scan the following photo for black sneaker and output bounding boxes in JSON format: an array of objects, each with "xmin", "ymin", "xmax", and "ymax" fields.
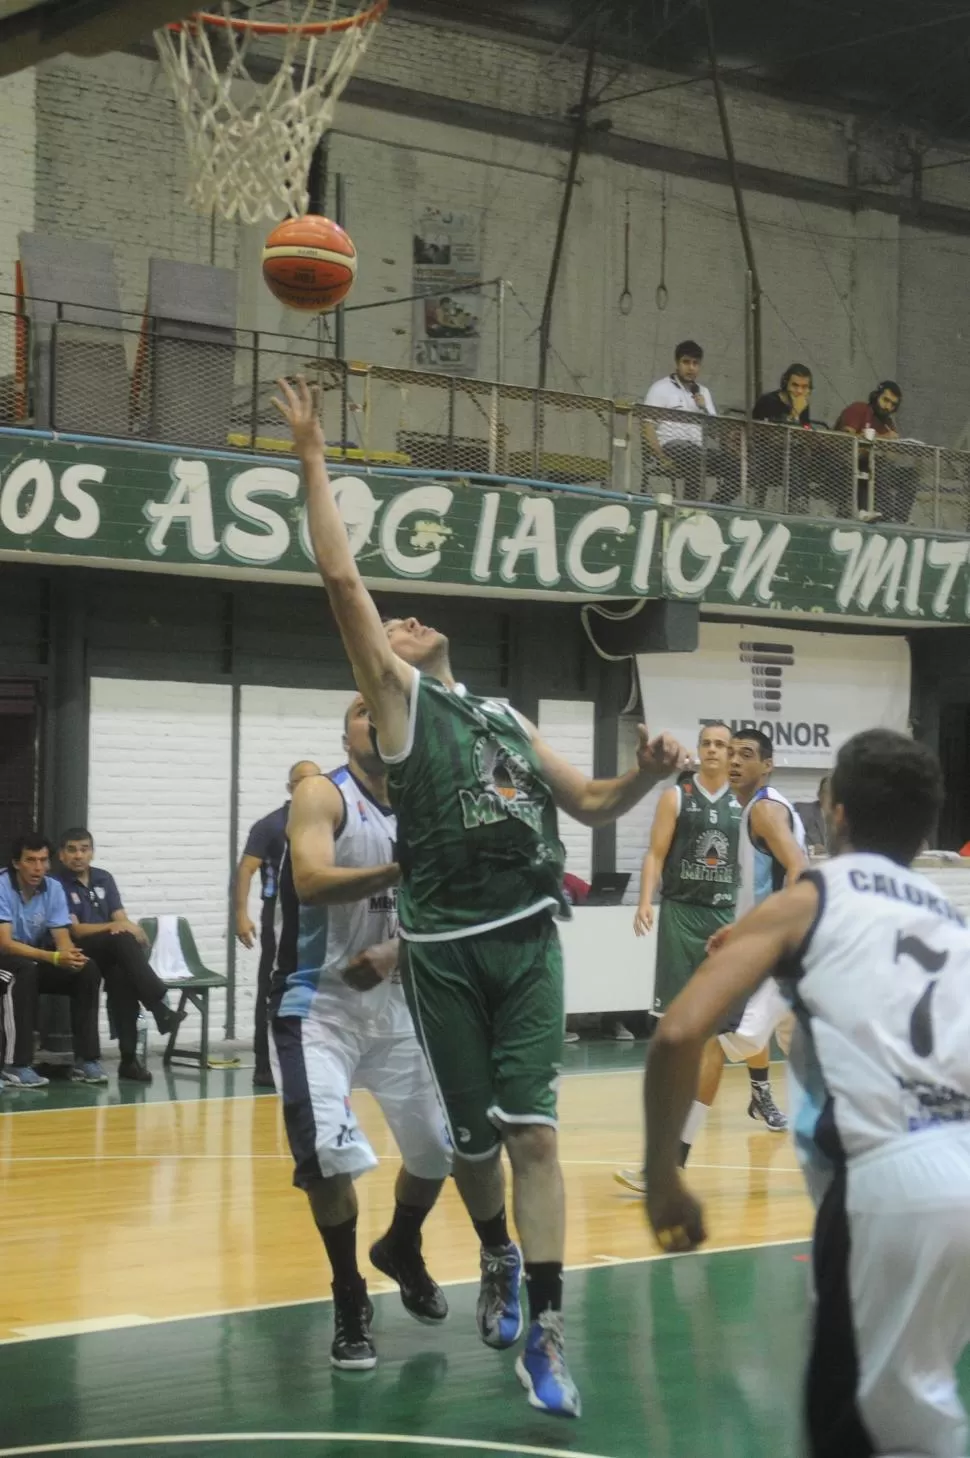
[
  {"xmin": 154, "ymin": 1002, "xmax": 188, "ymax": 1036},
  {"xmin": 331, "ymin": 1282, "xmax": 377, "ymax": 1370},
  {"xmin": 118, "ymin": 1058, "xmax": 153, "ymax": 1083},
  {"xmin": 748, "ymin": 1081, "xmax": 788, "ymax": 1131},
  {"xmin": 369, "ymin": 1235, "xmax": 448, "ymax": 1324},
  {"xmin": 252, "ymin": 1067, "xmax": 275, "ymax": 1089}
]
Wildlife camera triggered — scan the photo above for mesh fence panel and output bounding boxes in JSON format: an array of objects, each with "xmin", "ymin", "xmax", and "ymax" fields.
[
  {"xmin": 531, "ymin": 391, "xmax": 614, "ymax": 487},
  {"xmin": 10, "ymin": 307, "xmax": 970, "ymax": 531},
  {"xmin": 0, "ymin": 309, "xmax": 28, "ymax": 427},
  {"xmin": 868, "ymin": 440, "xmax": 953, "ymax": 531},
  {"xmin": 935, "ymin": 448, "xmax": 970, "ymax": 534},
  {"xmin": 630, "ymin": 405, "xmax": 860, "ymax": 518}
]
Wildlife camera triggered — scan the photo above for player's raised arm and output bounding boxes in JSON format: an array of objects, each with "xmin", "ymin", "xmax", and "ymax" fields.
[
  {"xmin": 752, "ymin": 799, "xmax": 808, "ymax": 884},
  {"xmin": 529, "ymin": 722, "xmax": 690, "ymax": 829},
  {"xmin": 288, "ymin": 775, "xmax": 400, "ymax": 907},
  {"xmin": 643, "ymin": 878, "xmax": 818, "ymax": 1250},
  {"xmin": 273, "ymin": 377, "xmax": 412, "ymax": 742}
]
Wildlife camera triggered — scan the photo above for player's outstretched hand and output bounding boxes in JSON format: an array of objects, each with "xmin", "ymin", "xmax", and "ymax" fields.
[
  {"xmin": 272, "ymin": 375, "xmax": 325, "ymax": 458},
  {"xmin": 636, "ymin": 725, "xmax": 690, "ymax": 780},
  {"xmin": 646, "ymin": 1174, "xmax": 707, "ymax": 1254}
]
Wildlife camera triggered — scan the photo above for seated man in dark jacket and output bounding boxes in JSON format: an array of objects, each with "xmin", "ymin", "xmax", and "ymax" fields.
[{"xmin": 57, "ymin": 827, "xmax": 184, "ymax": 1082}]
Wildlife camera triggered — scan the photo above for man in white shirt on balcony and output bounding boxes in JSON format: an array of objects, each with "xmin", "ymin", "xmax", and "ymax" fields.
[{"xmin": 642, "ymin": 341, "xmax": 738, "ymax": 504}]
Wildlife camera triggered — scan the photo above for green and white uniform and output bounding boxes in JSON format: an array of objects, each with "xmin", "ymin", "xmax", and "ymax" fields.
[
  {"xmin": 653, "ymin": 774, "xmax": 741, "ymax": 1014},
  {"xmin": 382, "ymin": 671, "xmax": 567, "ymax": 1158}
]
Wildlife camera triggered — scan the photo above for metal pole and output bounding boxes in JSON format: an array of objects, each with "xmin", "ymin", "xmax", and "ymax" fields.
[
  {"xmin": 705, "ymin": 0, "xmax": 762, "ymax": 404},
  {"xmin": 250, "ymin": 332, "xmax": 260, "ymax": 451},
  {"xmin": 335, "ymin": 173, "xmax": 347, "ymax": 363},
  {"xmin": 496, "ymin": 278, "xmax": 507, "ymax": 385},
  {"xmin": 538, "ymin": 27, "xmax": 597, "ymax": 389}
]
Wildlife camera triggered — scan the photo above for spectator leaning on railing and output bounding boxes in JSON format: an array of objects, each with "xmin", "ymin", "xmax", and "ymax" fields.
[
  {"xmin": 642, "ymin": 340, "xmax": 739, "ymax": 504},
  {"xmin": 753, "ymin": 364, "xmax": 815, "ymax": 428},
  {"xmin": 835, "ymin": 381, "xmax": 918, "ymax": 525},
  {"xmin": 0, "ymin": 834, "xmax": 106, "ymax": 1089},
  {"xmin": 751, "ymin": 363, "xmax": 818, "ymax": 513}
]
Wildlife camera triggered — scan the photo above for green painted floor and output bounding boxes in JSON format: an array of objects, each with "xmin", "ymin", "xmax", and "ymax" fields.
[{"xmin": 1, "ymin": 1245, "xmax": 808, "ymax": 1457}]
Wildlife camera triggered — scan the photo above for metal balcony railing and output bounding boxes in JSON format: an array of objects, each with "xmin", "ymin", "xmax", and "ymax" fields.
[{"xmin": 1, "ymin": 298, "xmax": 967, "ymax": 528}]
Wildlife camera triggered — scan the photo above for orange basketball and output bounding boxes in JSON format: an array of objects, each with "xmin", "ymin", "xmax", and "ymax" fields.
[{"xmin": 261, "ymin": 215, "xmax": 358, "ymax": 312}]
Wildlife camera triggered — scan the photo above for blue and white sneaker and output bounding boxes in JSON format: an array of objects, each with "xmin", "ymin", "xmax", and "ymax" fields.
[
  {"xmin": 515, "ymin": 1311, "xmax": 582, "ymax": 1418},
  {"xmin": 72, "ymin": 1061, "xmax": 109, "ymax": 1085},
  {"xmin": 476, "ymin": 1241, "xmax": 523, "ymax": 1350},
  {"xmin": 4, "ymin": 1066, "xmax": 49, "ymax": 1089}
]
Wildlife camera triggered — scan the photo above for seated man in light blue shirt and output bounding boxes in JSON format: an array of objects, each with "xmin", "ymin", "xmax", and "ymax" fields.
[{"xmin": 0, "ymin": 833, "xmax": 107, "ymax": 1089}]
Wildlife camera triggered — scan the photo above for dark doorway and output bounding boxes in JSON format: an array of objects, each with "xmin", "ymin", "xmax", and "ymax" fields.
[
  {"xmin": 0, "ymin": 681, "xmax": 41, "ymax": 855},
  {"xmin": 937, "ymin": 702, "xmax": 970, "ymax": 850}
]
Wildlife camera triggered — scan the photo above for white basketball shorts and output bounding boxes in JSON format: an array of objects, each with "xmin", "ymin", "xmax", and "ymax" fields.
[
  {"xmin": 807, "ymin": 1126, "xmax": 970, "ymax": 1458},
  {"xmin": 269, "ymin": 1011, "xmax": 453, "ymax": 1186},
  {"xmin": 718, "ymin": 975, "xmax": 790, "ymax": 1061}
]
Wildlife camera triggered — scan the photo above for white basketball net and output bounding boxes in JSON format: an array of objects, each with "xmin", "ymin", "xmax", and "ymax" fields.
[{"xmin": 155, "ymin": 1, "xmax": 386, "ymax": 226}]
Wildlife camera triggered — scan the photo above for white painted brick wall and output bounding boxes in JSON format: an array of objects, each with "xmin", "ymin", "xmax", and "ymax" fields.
[
  {"xmin": 538, "ymin": 699, "xmax": 594, "ymax": 880},
  {"xmin": 234, "ymin": 685, "xmax": 353, "ymax": 1035},
  {"xmin": 615, "ymin": 717, "xmax": 665, "ymax": 898},
  {"xmin": 88, "ymin": 678, "xmax": 233, "ymax": 1041},
  {"xmin": 12, "ymin": 16, "xmax": 970, "ymax": 439},
  {"xmin": 0, "ymin": 66, "xmax": 35, "ymax": 377},
  {"xmin": 34, "ymin": 53, "xmax": 237, "ymax": 319}
]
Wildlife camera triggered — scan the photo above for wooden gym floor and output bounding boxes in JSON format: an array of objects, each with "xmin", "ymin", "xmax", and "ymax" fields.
[{"xmin": 1, "ymin": 1048, "xmax": 967, "ymax": 1457}]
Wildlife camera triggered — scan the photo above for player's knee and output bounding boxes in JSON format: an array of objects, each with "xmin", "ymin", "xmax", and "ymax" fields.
[{"xmin": 503, "ymin": 1121, "xmax": 558, "ymax": 1171}]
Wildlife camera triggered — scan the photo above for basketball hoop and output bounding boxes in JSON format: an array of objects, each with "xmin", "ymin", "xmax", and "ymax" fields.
[{"xmin": 155, "ymin": 1, "xmax": 387, "ymax": 225}]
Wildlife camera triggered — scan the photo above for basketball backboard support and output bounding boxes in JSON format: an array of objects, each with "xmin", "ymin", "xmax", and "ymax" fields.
[{"xmin": 0, "ymin": 0, "xmax": 196, "ymax": 79}]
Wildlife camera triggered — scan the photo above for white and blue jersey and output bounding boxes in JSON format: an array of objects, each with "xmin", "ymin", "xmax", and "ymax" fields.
[
  {"xmin": 781, "ymin": 852, "xmax": 970, "ymax": 1203},
  {"xmin": 737, "ymin": 785, "xmax": 806, "ymax": 917},
  {"xmin": 271, "ymin": 766, "xmax": 407, "ymax": 1030}
]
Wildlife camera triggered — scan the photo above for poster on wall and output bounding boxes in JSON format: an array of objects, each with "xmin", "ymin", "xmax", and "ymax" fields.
[
  {"xmin": 636, "ymin": 622, "xmax": 911, "ymax": 770},
  {"xmin": 412, "ymin": 206, "xmax": 482, "ymax": 376}
]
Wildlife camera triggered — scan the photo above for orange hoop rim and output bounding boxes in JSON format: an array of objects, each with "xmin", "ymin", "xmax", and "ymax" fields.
[{"xmin": 168, "ymin": 0, "xmax": 387, "ymax": 36}]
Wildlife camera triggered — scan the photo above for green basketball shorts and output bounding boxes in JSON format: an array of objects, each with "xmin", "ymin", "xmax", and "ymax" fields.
[
  {"xmin": 400, "ymin": 911, "xmax": 564, "ymax": 1160},
  {"xmin": 653, "ymin": 899, "xmax": 732, "ymax": 1015}
]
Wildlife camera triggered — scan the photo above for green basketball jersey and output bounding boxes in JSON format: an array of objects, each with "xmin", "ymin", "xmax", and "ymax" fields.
[
  {"xmin": 660, "ymin": 774, "xmax": 741, "ymax": 910},
  {"xmin": 385, "ymin": 673, "xmax": 567, "ymax": 941}
]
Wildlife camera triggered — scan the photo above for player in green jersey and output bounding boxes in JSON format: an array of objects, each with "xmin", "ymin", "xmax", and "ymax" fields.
[
  {"xmin": 614, "ymin": 722, "xmax": 788, "ymax": 1193},
  {"xmin": 274, "ymin": 376, "xmax": 688, "ymax": 1420}
]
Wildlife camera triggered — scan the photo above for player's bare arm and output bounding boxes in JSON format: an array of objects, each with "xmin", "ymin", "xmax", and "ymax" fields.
[
  {"xmin": 751, "ymin": 799, "xmax": 809, "ymax": 883},
  {"xmin": 643, "ymin": 879, "xmax": 818, "ymax": 1251},
  {"xmin": 634, "ymin": 786, "xmax": 679, "ymax": 936},
  {"xmin": 529, "ymin": 722, "xmax": 689, "ymax": 829},
  {"xmin": 288, "ymin": 775, "xmax": 400, "ymax": 907},
  {"xmin": 272, "ymin": 376, "xmax": 414, "ymax": 755}
]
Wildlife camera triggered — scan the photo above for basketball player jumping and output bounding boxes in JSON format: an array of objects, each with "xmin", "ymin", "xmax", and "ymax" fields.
[
  {"xmin": 615, "ymin": 722, "xmax": 788, "ymax": 1193},
  {"xmin": 273, "ymin": 376, "xmax": 688, "ymax": 1418},
  {"xmin": 269, "ymin": 694, "xmax": 452, "ymax": 1371},
  {"xmin": 644, "ymin": 728, "xmax": 970, "ymax": 1458}
]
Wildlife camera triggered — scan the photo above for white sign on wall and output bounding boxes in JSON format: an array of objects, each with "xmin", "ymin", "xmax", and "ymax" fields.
[{"xmin": 637, "ymin": 623, "xmax": 911, "ymax": 769}]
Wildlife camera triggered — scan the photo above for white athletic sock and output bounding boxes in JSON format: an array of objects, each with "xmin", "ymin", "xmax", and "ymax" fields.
[{"xmin": 681, "ymin": 1100, "xmax": 710, "ymax": 1147}]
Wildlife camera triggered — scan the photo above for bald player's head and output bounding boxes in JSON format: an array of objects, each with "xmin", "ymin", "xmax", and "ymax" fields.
[{"xmin": 287, "ymin": 760, "xmax": 320, "ymax": 794}]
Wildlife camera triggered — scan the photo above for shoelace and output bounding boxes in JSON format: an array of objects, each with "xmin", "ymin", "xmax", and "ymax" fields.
[
  {"xmin": 481, "ymin": 1248, "xmax": 517, "ymax": 1323},
  {"xmin": 535, "ymin": 1310, "xmax": 569, "ymax": 1377}
]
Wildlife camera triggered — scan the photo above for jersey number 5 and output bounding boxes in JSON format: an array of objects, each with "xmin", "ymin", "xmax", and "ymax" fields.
[{"xmin": 895, "ymin": 932, "xmax": 949, "ymax": 1058}]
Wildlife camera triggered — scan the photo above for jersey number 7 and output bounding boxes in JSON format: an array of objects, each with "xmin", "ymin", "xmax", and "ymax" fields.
[{"xmin": 895, "ymin": 932, "xmax": 949, "ymax": 1058}]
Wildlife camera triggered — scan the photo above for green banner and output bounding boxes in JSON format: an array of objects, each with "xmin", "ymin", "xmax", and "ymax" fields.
[{"xmin": 0, "ymin": 433, "xmax": 968, "ymax": 622}]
